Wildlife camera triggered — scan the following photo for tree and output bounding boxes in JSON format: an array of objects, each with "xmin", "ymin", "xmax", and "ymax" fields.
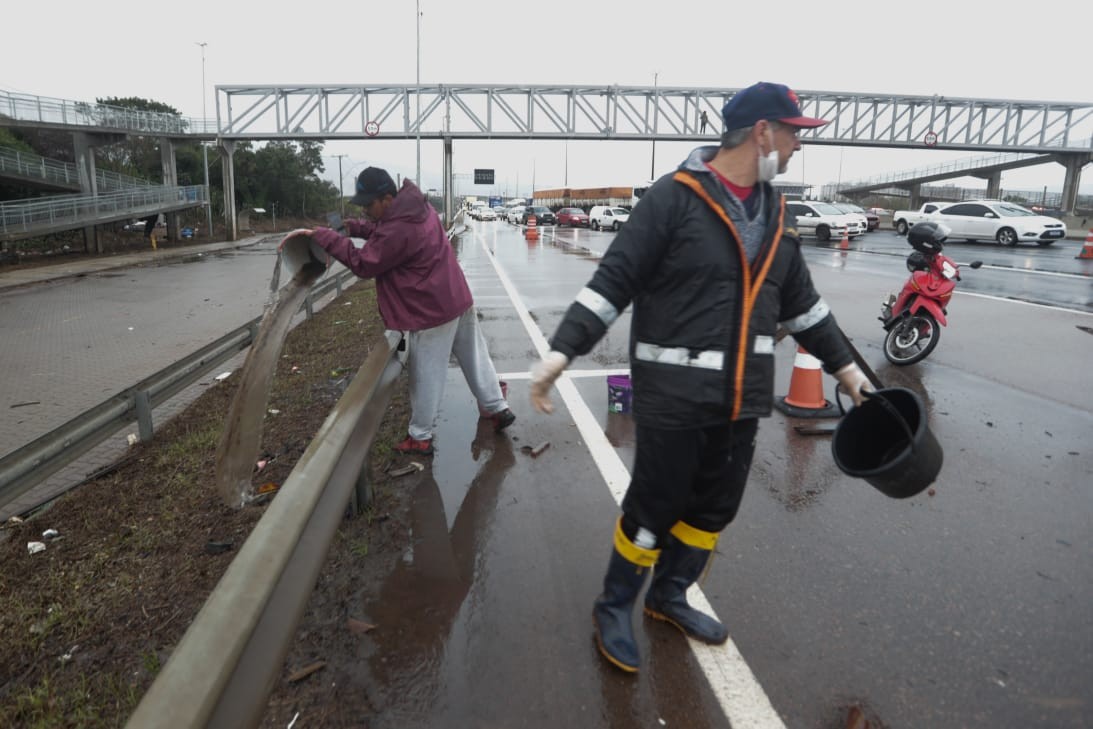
[{"xmin": 93, "ymin": 96, "xmax": 187, "ymax": 182}]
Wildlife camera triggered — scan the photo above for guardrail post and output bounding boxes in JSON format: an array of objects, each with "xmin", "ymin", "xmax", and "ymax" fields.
[
  {"xmin": 134, "ymin": 390, "xmax": 154, "ymax": 442},
  {"xmin": 304, "ymin": 293, "xmax": 314, "ymax": 319}
]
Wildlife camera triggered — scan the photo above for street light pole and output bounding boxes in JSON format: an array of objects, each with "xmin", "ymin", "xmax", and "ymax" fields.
[
  {"xmin": 415, "ymin": 0, "xmax": 421, "ymax": 187},
  {"xmin": 333, "ymin": 154, "xmax": 348, "ymax": 216},
  {"xmin": 197, "ymin": 41, "xmax": 212, "ymax": 239},
  {"xmin": 651, "ymin": 71, "xmax": 658, "ymax": 180}
]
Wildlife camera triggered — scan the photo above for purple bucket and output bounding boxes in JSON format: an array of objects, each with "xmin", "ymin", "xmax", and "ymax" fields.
[{"xmin": 607, "ymin": 374, "xmax": 632, "ymax": 414}]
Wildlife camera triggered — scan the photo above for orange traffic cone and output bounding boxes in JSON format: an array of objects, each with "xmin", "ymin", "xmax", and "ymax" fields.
[
  {"xmin": 774, "ymin": 345, "xmax": 840, "ymax": 418},
  {"xmin": 525, "ymin": 214, "xmax": 539, "ymax": 241},
  {"xmin": 839, "ymin": 230, "xmax": 850, "ymax": 250},
  {"xmin": 1077, "ymin": 229, "xmax": 1093, "ymax": 260}
]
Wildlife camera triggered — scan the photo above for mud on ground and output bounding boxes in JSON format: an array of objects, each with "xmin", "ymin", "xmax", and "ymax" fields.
[{"xmin": 0, "ymin": 278, "xmax": 425, "ymax": 727}]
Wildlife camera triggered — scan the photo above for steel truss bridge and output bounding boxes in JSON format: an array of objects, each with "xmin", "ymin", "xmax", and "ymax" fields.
[{"xmin": 2, "ymin": 86, "xmax": 1091, "ymax": 240}]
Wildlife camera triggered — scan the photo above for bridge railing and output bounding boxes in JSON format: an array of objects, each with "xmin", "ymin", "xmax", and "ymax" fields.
[
  {"xmin": 0, "ymin": 146, "xmax": 159, "ymax": 193},
  {"xmin": 0, "ymin": 90, "xmax": 212, "ymax": 136},
  {"xmin": 0, "ymin": 185, "xmax": 208, "ymax": 237}
]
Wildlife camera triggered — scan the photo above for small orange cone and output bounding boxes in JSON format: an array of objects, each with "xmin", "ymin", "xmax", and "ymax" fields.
[
  {"xmin": 839, "ymin": 230, "xmax": 850, "ymax": 250},
  {"xmin": 774, "ymin": 345, "xmax": 840, "ymax": 418},
  {"xmin": 1077, "ymin": 229, "xmax": 1093, "ymax": 260},
  {"xmin": 525, "ymin": 214, "xmax": 539, "ymax": 241}
]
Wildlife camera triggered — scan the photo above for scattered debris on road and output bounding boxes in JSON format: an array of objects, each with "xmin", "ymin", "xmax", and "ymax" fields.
[
  {"xmin": 388, "ymin": 462, "xmax": 425, "ymax": 478},
  {"xmin": 287, "ymin": 660, "xmax": 326, "ymax": 683}
]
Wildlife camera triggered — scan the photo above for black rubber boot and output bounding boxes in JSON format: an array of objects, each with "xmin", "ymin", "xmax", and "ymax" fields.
[
  {"xmin": 643, "ymin": 532, "xmax": 728, "ymax": 645},
  {"xmin": 592, "ymin": 525, "xmax": 659, "ymax": 673}
]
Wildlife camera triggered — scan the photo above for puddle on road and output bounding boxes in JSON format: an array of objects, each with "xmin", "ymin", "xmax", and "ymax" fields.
[{"xmin": 213, "ymin": 246, "xmax": 326, "ymax": 507}]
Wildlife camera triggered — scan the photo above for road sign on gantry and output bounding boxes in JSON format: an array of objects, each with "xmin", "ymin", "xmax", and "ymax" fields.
[{"xmin": 474, "ymin": 169, "xmax": 495, "ymax": 185}]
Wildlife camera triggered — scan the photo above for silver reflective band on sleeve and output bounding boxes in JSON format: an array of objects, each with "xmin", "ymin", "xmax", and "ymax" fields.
[
  {"xmin": 575, "ymin": 287, "xmax": 619, "ymax": 326},
  {"xmin": 634, "ymin": 342, "xmax": 724, "ymax": 370},
  {"xmin": 753, "ymin": 335, "xmax": 774, "ymax": 355},
  {"xmin": 779, "ymin": 298, "xmax": 831, "ymax": 333}
]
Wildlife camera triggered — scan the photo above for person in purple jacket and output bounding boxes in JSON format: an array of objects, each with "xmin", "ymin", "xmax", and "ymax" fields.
[{"xmin": 287, "ymin": 166, "xmax": 514, "ymax": 455}]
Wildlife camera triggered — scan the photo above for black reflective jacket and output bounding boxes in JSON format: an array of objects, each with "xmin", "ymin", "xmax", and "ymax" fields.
[{"xmin": 549, "ymin": 162, "xmax": 854, "ymax": 429}]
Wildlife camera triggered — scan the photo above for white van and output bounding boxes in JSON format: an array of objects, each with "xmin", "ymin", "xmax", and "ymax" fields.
[
  {"xmin": 590, "ymin": 206, "xmax": 630, "ymax": 231},
  {"xmin": 785, "ymin": 201, "xmax": 853, "ymax": 242}
]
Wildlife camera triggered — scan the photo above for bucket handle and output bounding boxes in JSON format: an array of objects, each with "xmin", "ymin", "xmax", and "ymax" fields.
[{"xmin": 835, "ymin": 386, "xmax": 917, "ymax": 453}]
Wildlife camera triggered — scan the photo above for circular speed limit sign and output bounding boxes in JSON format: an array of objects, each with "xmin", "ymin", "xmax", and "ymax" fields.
[
  {"xmin": 365, "ymin": 120, "xmax": 380, "ymax": 137},
  {"xmin": 924, "ymin": 130, "xmax": 938, "ymax": 146}
]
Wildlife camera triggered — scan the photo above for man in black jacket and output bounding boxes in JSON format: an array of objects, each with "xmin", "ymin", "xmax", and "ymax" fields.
[{"xmin": 529, "ymin": 81, "xmax": 872, "ymax": 673}]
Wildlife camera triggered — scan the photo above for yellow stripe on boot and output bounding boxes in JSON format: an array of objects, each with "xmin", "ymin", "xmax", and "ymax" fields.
[
  {"xmin": 669, "ymin": 521, "xmax": 719, "ymax": 551},
  {"xmin": 613, "ymin": 519, "xmax": 660, "ymax": 567}
]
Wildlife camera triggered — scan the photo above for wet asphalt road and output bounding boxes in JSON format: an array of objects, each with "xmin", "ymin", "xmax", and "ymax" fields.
[
  {"xmin": 2, "ymin": 222, "xmax": 1091, "ymax": 727},
  {"xmin": 414, "ymin": 221, "xmax": 1091, "ymax": 728}
]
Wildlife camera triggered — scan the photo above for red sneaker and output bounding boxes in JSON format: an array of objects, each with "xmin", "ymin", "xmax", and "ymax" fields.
[{"xmin": 394, "ymin": 436, "xmax": 434, "ymax": 455}]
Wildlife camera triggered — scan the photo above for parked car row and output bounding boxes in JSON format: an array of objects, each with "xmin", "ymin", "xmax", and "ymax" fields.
[{"xmin": 469, "ymin": 203, "xmax": 632, "ymax": 232}]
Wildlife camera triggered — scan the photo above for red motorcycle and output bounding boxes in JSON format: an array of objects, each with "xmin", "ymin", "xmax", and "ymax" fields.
[{"xmin": 880, "ymin": 222, "xmax": 982, "ymax": 365}]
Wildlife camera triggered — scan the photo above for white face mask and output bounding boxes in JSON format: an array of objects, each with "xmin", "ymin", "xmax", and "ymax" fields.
[
  {"xmin": 757, "ymin": 125, "xmax": 780, "ymax": 182},
  {"xmin": 758, "ymin": 148, "xmax": 780, "ymax": 182}
]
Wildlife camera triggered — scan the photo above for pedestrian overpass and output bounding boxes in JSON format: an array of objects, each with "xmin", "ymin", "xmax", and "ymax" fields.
[{"xmin": 2, "ymin": 86, "xmax": 1090, "ymax": 243}]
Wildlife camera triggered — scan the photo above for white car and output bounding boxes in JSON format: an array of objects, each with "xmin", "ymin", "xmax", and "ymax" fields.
[
  {"xmin": 785, "ymin": 201, "xmax": 851, "ymax": 242},
  {"xmin": 477, "ymin": 207, "xmax": 497, "ymax": 221},
  {"xmin": 506, "ymin": 206, "xmax": 526, "ymax": 224},
  {"xmin": 590, "ymin": 206, "xmax": 630, "ymax": 231},
  {"xmin": 830, "ymin": 202, "xmax": 870, "ymax": 236},
  {"xmin": 928, "ymin": 199, "xmax": 1066, "ymax": 246}
]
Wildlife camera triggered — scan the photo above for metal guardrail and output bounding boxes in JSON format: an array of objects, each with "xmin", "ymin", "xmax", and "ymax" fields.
[
  {"xmin": 0, "ymin": 268, "xmax": 356, "ymax": 514},
  {"xmin": 125, "ymin": 328, "xmax": 405, "ymax": 729},
  {"xmin": 0, "ymin": 184, "xmax": 207, "ymax": 238},
  {"xmin": 121, "ymin": 218, "xmax": 465, "ymax": 728}
]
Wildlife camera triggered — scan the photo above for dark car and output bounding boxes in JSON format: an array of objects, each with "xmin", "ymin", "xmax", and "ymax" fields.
[
  {"xmin": 556, "ymin": 207, "xmax": 590, "ymax": 227},
  {"xmin": 521, "ymin": 206, "xmax": 556, "ymax": 225}
]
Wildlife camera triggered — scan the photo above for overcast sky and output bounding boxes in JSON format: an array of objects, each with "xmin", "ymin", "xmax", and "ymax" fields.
[{"xmin": 4, "ymin": 0, "xmax": 1090, "ymax": 199}]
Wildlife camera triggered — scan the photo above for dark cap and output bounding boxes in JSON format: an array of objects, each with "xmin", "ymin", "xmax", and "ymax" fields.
[
  {"xmin": 350, "ymin": 166, "xmax": 397, "ymax": 206},
  {"xmin": 721, "ymin": 82, "xmax": 828, "ymax": 131}
]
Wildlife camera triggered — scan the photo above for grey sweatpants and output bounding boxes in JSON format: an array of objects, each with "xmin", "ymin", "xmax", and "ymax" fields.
[{"xmin": 403, "ymin": 307, "xmax": 508, "ymax": 441}]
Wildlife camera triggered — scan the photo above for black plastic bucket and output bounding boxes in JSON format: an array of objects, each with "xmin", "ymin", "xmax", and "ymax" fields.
[{"xmin": 831, "ymin": 387, "xmax": 943, "ymax": 499}]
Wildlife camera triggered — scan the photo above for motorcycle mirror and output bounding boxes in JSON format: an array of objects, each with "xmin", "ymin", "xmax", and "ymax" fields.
[{"xmin": 970, "ymin": 261, "xmax": 983, "ymax": 269}]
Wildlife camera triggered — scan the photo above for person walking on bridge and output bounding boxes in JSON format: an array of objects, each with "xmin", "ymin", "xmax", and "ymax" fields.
[
  {"xmin": 285, "ymin": 166, "xmax": 514, "ymax": 455},
  {"xmin": 528, "ymin": 82, "xmax": 872, "ymax": 673}
]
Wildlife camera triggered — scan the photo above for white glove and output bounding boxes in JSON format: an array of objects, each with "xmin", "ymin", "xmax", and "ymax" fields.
[
  {"xmin": 529, "ymin": 351, "xmax": 570, "ymax": 414},
  {"xmin": 834, "ymin": 362, "xmax": 874, "ymax": 407}
]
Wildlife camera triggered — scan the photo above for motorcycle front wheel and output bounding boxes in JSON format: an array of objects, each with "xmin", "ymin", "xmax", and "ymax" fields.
[{"xmin": 884, "ymin": 312, "xmax": 940, "ymax": 365}]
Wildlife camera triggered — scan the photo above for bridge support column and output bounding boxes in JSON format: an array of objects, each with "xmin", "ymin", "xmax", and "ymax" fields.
[
  {"xmin": 909, "ymin": 183, "xmax": 922, "ymax": 210},
  {"xmin": 220, "ymin": 140, "xmax": 238, "ymax": 242},
  {"xmin": 1057, "ymin": 152, "xmax": 1092, "ymax": 215},
  {"xmin": 72, "ymin": 133, "xmax": 101, "ymax": 253},
  {"xmin": 159, "ymin": 139, "xmax": 179, "ymax": 243},
  {"xmin": 443, "ymin": 135, "xmax": 453, "ymax": 227},
  {"xmin": 985, "ymin": 171, "xmax": 1002, "ymax": 199}
]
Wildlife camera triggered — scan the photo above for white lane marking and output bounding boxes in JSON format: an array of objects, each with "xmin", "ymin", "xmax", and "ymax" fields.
[{"xmin": 474, "ymin": 229, "xmax": 787, "ymax": 729}]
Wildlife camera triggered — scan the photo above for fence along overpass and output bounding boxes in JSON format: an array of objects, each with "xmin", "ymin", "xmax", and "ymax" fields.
[{"xmin": 3, "ymin": 87, "xmax": 1092, "ymax": 239}]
